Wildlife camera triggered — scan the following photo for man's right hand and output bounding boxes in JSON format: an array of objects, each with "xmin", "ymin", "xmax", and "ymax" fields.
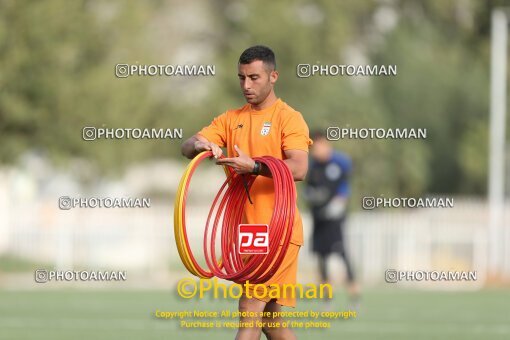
[{"xmin": 194, "ymin": 140, "xmax": 223, "ymax": 159}]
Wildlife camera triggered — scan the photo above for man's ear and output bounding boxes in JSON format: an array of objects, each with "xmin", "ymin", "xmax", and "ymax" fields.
[{"xmin": 270, "ymin": 70, "xmax": 279, "ymax": 85}]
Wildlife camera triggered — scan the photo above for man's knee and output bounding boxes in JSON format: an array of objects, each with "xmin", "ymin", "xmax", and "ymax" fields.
[
  {"xmin": 238, "ymin": 298, "xmax": 251, "ymax": 312},
  {"xmin": 238, "ymin": 295, "xmax": 266, "ymax": 313}
]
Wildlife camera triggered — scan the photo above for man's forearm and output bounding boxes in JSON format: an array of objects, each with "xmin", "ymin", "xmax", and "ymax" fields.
[
  {"xmin": 181, "ymin": 136, "xmax": 199, "ymax": 159},
  {"xmin": 284, "ymin": 158, "xmax": 308, "ymax": 181},
  {"xmin": 258, "ymin": 158, "xmax": 308, "ymax": 182}
]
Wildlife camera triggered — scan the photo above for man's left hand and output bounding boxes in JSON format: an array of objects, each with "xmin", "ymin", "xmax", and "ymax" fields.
[
  {"xmin": 322, "ymin": 196, "xmax": 347, "ymax": 219},
  {"xmin": 216, "ymin": 145, "xmax": 255, "ymax": 174}
]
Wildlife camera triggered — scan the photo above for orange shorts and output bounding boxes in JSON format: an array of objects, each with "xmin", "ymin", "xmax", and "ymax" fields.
[{"xmin": 243, "ymin": 243, "xmax": 301, "ymax": 307}]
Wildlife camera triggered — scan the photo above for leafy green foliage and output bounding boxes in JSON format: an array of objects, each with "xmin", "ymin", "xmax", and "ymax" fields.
[{"xmin": 0, "ymin": 0, "xmax": 501, "ymax": 196}]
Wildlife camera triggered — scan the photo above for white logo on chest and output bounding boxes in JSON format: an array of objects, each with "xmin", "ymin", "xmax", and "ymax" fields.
[{"xmin": 261, "ymin": 122, "xmax": 271, "ymax": 136}]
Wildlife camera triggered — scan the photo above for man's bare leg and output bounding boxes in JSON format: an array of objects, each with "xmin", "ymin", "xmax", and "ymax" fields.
[
  {"xmin": 235, "ymin": 294, "xmax": 267, "ymax": 340},
  {"xmin": 261, "ymin": 300, "xmax": 296, "ymax": 340}
]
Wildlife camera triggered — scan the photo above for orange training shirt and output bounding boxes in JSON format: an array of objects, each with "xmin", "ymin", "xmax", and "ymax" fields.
[{"xmin": 197, "ymin": 98, "xmax": 312, "ymax": 246}]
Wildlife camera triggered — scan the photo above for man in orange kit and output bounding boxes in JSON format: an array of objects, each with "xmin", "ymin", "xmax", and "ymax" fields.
[{"xmin": 181, "ymin": 45, "xmax": 312, "ymax": 340}]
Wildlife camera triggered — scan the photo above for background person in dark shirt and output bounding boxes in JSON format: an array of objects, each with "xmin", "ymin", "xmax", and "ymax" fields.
[{"xmin": 305, "ymin": 130, "xmax": 360, "ymax": 306}]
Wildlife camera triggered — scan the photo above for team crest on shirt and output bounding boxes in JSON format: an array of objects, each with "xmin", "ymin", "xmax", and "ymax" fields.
[{"xmin": 260, "ymin": 122, "xmax": 271, "ymax": 136}]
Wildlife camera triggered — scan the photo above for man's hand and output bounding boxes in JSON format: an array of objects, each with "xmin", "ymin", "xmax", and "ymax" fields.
[
  {"xmin": 181, "ymin": 135, "xmax": 222, "ymax": 159},
  {"xmin": 321, "ymin": 196, "xmax": 347, "ymax": 219},
  {"xmin": 216, "ymin": 145, "xmax": 255, "ymax": 174},
  {"xmin": 194, "ymin": 140, "xmax": 223, "ymax": 159}
]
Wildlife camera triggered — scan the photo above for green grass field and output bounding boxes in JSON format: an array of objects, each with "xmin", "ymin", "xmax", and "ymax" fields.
[{"xmin": 0, "ymin": 288, "xmax": 509, "ymax": 340}]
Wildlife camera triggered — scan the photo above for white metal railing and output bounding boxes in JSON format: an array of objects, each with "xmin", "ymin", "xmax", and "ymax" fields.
[{"xmin": 2, "ymin": 198, "xmax": 509, "ymax": 288}]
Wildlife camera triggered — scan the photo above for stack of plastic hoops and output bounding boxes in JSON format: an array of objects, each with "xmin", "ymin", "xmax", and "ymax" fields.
[{"xmin": 174, "ymin": 151, "xmax": 296, "ymax": 284}]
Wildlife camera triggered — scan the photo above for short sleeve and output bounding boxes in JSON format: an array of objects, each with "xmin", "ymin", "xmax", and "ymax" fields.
[
  {"xmin": 281, "ymin": 111, "xmax": 312, "ymax": 152},
  {"xmin": 197, "ymin": 112, "xmax": 228, "ymax": 147}
]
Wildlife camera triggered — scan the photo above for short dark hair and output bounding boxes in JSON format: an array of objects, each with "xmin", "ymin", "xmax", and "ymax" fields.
[{"xmin": 239, "ymin": 45, "xmax": 276, "ymax": 70}]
